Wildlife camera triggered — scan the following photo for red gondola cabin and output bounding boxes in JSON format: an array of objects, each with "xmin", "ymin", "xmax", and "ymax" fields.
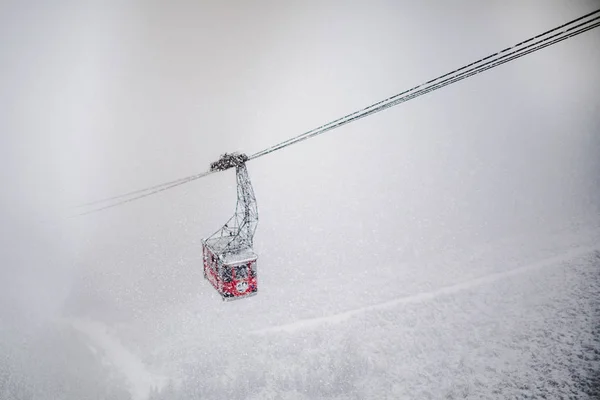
[
  {"xmin": 203, "ymin": 153, "xmax": 259, "ymax": 301},
  {"xmin": 203, "ymin": 237, "xmax": 258, "ymax": 301}
]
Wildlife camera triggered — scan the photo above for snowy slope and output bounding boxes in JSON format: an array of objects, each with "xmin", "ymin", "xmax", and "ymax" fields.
[
  {"xmin": 141, "ymin": 235, "xmax": 600, "ymax": 399},
  {"xmin": 252, "ymin": 243, "xmax": 600, "ymax": 335},
  {"xmin": 68, "ymin": 318, "xmax": 168, "ymax": 400},
  {"xmin": 103, "ymin": 222, "xmax": 600, "ymax": 399}
]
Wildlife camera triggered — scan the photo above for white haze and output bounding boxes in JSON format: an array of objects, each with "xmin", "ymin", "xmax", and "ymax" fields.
[{"xmin": 1, "ymin": 1, "xmax": 600, "ymax": 399}]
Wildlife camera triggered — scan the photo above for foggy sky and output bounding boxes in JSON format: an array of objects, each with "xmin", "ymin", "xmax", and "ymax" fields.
[{"xmin": 1, "ymin": 1, "xmax": 600, "ymax": 395}]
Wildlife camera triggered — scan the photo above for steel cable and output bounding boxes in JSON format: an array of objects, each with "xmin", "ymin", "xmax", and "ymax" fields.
[{"xmin": 73, "ymin": 10, "xmax": 600, "ymax": 216}]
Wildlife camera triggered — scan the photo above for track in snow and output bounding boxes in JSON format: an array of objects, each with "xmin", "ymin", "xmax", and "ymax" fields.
[
  {"xmin": 68, "ymin": 318, "xmax": 168, "ymax": 400},
  {"xmin": 252, "ymin": 244, "xmax": 600, "ymax": 335}
]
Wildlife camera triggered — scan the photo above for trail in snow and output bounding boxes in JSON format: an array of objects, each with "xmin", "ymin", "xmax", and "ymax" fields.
[
  {"xmin": 252, "ymin": 244, "xmax": 600, "ymax": 335},
  {"xmin": 68, "ymin": 318, "xmax": 168, "ymax": 400}
]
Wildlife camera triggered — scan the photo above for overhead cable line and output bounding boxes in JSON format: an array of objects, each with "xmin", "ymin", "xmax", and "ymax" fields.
[
  {"xmin": 74, "ymin": 171, "xmax": 215, "ymax": 217},
  {"xmin": 74, "ymin": 9, "xmax": 600, "ymax": 216},
  {"xmin": 248, "ymin": 10, "xmax": 600, "ymax": 159},
  {"xmin": 73, "ymin": 174, "xmax": 198, "ymax": 209}
]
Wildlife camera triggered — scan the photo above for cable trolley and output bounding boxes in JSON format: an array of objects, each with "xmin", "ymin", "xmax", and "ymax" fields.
[{"xmin": 202, "ymin": 153, "xmax": 258, "ymax": 301}]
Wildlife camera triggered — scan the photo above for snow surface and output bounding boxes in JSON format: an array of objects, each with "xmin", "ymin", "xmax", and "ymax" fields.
[
  {"xmin": 252, "ymin": 243, "xmax": 600, "ymax": 335},
  {"xmin": 103, "ymin": 222, "xmax": 600, "ymax": 399},
  {"xmin": 68, "ymin": 318, "xmax": 168, "ymax": 400}
]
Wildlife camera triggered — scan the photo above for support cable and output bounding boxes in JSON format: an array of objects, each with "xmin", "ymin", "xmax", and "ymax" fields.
[{"xmin": 72, "ymin": 10, "xmax": 600, "ymax": 216}]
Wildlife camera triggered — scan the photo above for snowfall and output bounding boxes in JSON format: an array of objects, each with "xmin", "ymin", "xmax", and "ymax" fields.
[
  {"xmin": 3, "ymin": 220, "xmax": 600, "ymax": 399},
  {"xmin": 75, "ymin": 224, "xmax": 600, "ymax": 400},
  {"xmin": 2, "ymin": 1, "xmax": 600, "ymax": 399}
]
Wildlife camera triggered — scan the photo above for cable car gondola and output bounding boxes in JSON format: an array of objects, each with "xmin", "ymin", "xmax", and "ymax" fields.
[{"xmin": 202, "ymin": 153, "xmax": 258, "ymax": 301}]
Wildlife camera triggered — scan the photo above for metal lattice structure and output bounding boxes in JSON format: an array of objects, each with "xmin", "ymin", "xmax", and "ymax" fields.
[{"xmin": 204, "ymin": 153, "xmax": 258, "ymax": 257}]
